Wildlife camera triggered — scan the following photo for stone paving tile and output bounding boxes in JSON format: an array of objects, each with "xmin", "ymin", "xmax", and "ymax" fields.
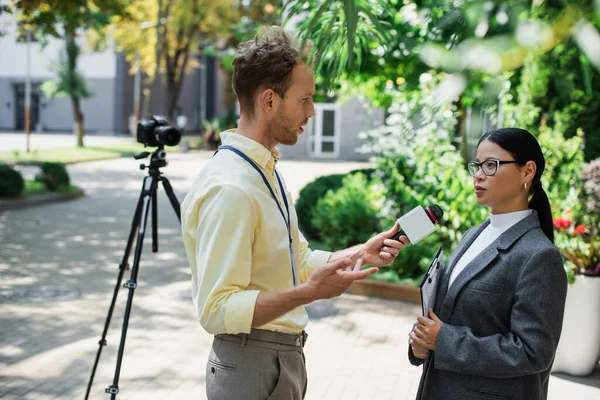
[{"xmin": 1, "ymin": 152, "xmax": 599, "ymax": 400}]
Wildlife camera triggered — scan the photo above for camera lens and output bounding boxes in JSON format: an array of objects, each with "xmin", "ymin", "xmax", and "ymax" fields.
[{"xmin": 154, "ymin": 126, "xmax": 181, "ymax": 147}]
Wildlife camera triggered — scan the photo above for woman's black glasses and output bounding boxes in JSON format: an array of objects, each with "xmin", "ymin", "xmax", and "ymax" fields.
[{"xmin": 467, "ymin": 159, "xmax": 518, "ymax": 176}]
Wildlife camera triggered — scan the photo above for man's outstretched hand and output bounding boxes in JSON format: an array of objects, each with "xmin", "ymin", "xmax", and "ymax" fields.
[
  {"xmin": 252, "ymin": 259, "xmax": 376, "ymax": 328},
  {"xmin": 303, "ymin": 258, "xmax": 377, "ymax": 301},
  {"xmin": 360, "ymin": 222, "xmax": 409, "ymax": 267}
]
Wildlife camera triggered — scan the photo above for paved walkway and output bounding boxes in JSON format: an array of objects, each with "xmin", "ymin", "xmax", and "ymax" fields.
[{"xmin": 1, "ymin": 151, "xmax": 599, "ymax": 399}]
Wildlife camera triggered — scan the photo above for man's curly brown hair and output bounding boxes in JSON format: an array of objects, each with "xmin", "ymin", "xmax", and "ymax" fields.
[{"xmin": 232, "ymin": 26, "xmax": 314, "ymax": 118}]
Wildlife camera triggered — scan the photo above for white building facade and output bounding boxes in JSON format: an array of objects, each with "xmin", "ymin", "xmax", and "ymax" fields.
[
  {"xmin": 0, "ymin": 8, "xmax": 225, "ymax": 135},
  {"xmin": 277, "ymin": 98, "xmax": 385, "ymax": 161},
  {"xmin": 0, "ymin": 11, "xmax": 121, "ymax": 133}
]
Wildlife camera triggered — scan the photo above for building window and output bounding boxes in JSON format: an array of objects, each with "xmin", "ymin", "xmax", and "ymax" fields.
[{"xmin": 307, "ymin": 103, "xmax": 340, "ymax": 158}]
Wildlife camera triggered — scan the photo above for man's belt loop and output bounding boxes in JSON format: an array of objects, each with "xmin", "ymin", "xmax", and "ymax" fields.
[
  {"xmin": 241, "ymin": 333, "xmax": 247, "ymax": 348},
  {"xmin": 301, "ymin": 331, "xmax": 308, "ymax": 347}
]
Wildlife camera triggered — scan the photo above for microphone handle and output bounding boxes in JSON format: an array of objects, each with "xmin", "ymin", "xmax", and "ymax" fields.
[{"xmin": 391, "ymin": 229, "xmax": 406, "ymax": 241}]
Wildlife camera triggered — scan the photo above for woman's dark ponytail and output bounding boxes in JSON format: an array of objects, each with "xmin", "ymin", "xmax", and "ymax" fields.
[
  {"xmin": 528, "ymin": 182, "xmax": 554, "ymax": 244},
  {"xmin": 480, "ymin": 128, "xmax": 554, "ymax": 244}
]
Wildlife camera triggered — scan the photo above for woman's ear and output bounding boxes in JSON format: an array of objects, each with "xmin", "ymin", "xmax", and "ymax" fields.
[{"xmin": 523, "ymin": 160, "xmax": 537, "ymax": 183}]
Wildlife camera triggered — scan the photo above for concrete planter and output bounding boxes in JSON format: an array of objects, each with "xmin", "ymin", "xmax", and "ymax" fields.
[
  {"xmin": 349, "ymin": 279, "xmax": 421, "ymax": 304},
  {"xmin": 552, "ymin": 275, "xmax": 600, "ymax": 376}
]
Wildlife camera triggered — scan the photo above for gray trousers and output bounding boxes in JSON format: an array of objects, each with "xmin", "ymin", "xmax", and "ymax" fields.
[{"xmin": 206, "ymin": 329, "xmax": 308, "ymax": 400}]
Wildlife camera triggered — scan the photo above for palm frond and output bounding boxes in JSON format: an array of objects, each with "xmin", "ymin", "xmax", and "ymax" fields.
[{"xmin": 284, "ymin": 0, "xmax": 393, "ymax": 79}]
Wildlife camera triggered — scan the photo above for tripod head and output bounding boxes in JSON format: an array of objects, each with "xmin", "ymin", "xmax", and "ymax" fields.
[{"xmin": 134, "ymin": 146, "xmax": 168, "ymax": 172}]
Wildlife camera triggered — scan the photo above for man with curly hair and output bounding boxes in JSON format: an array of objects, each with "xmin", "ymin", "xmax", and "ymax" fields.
[{"xmin": 181, "ymin": 26, "xmax": 408, "ymax": 399}]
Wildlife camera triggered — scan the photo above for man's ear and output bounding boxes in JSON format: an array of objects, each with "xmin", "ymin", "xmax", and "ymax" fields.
[{"xmin": 259, "ymin": 89, "xmax": 278, "ymax": 114}]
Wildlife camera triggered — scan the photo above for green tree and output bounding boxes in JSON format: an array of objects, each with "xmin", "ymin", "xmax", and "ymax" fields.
[
  {"xmin": 41, "ymin": 35, "xmax": 93, "ymax": 147},
  {"xmin": 103, "ymin": 0, "xmax": 258, "ymax": 123},
  {"xmin": 10, "ymin": 0, "xmax": 129, "ymax": 147},
  {"xmin": 158, "ymin": 0, "xmax": 238, "ymax": 122},
  {"xmin": 286, "ymin": 0, "xmax": 600, "ymax": 81}
]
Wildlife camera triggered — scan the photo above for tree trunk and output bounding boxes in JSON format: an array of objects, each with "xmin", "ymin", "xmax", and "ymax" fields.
[
  {"xmin": 165, "ymin": 57, "xmax": 176, "ymax": 122},
  {"xmin": 164, "ymin": 26, "xmax": 193, "ymax": 123},
  {"xmin": 65, "ymin": 33, "xmax": 85, "ymax": 147},
  {"xmin": 166, "ymin": 84, "xmax": 178, "ymax": 123},
  {"xmin": 143, "ymin": 61, "xmax": 162, "ymax": 119},
  {"xmin": 142, "ymin": 0, "xmax": 166, "ymax": 119},
  {"xmin": 71, "ymin": 95, "xmax": 85, "ymax": 147},
  {"xmin": 165, "ymin": 59, "xmax": 186, "ymax": 123}
]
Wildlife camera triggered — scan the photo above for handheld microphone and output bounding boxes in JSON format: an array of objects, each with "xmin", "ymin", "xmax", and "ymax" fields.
[{"xmin": 391, "ymin": 204, "xmax": 443, "ymax": 244}]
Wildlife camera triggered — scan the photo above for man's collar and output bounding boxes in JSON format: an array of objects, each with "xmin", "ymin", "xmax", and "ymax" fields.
[{"xmin": 220, "ymin": 130, "xmax": 280, "ymax": 169}]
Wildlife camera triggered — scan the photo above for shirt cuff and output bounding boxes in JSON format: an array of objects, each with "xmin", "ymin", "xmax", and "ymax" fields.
[
  {"xmin": 224, "ymin": 290, "xmax": 260, "ymax": 334},
  {"xmin": 302, "ymin": 250, "xmax": 333, "ymax": 282},
  {"xmin": 308, "ymin": 249, "xmax": 332, "ymax": 266}
]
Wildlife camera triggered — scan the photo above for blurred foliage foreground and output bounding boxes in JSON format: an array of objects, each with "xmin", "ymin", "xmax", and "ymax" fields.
[{"xmin": 286, "ymin": 0, "xmax": 600, "ymax": 161}]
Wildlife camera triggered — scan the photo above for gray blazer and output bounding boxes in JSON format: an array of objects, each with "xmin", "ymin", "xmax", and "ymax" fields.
[{"xmin": 409, "ymin": 211, "xmax": 567, "ymax": 400}]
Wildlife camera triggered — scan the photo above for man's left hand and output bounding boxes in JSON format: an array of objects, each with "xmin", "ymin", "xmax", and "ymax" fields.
[
  {"xmin": 409, "ymin": 308, "xmax": 444, "ymax": 351},
  {"xmin": 360, "ymin": 222, "xmax": 409, "ymax": 267}
]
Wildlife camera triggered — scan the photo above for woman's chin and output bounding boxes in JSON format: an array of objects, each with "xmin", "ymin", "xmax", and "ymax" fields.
[{"xmin": 475, "ymin": 196, "xmax": 488, "ymax": 207}]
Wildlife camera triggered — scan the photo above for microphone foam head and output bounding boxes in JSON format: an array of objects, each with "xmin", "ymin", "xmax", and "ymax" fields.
[{"xmin": 428, "ymin": 204, "xmax": 443, "ymax": 222}]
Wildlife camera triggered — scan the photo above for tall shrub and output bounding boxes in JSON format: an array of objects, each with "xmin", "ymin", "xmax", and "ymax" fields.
[
  {"xmin": 296, "ymin": 168, "xmax": 375, "ymax": 241},
  {"xmin": 0, "ymin": 164, "xmax": 25, "ymax": 198},
  {"xmin": 311, "ymin": 173, "xmax": 383, "ymax": 250},
  {"xmin": 35, "ymin": 162, "xmax": 70, "ymax": 191}
]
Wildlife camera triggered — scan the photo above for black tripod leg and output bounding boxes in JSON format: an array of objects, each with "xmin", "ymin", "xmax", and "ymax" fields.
[
  {"xmin": 105, "ymin": 175, "xmax": 158, "ymax": 399},
  {"xmin": 160, "ymin": 176, "xmax": 181, "ymax": 222},
  {"xmin": 85, "ymin": 187, "xmax": 145, "ymax": 400},
  {"xmin": 152, "ymin": 182, "xmax": 158, "ymax": 253}
]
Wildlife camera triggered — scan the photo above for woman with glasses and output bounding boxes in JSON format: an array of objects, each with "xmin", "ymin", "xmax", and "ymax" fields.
[{"xmin": 408, "ymin": 128, "xmax": 568, "ymax": 400}]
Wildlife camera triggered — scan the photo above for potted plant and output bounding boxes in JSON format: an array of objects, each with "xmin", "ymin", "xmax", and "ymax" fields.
[{"xmin": 552, "ymin": 159, "xmax": 600, "ymax": 376}]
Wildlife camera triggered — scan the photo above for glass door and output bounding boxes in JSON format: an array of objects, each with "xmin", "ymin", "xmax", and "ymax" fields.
[{"xmin": 308, "ymin": 103, "xmax": 340, "ymax": 158}]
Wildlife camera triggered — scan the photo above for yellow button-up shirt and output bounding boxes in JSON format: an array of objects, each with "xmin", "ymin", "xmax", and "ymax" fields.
[{"xmin": 181, "ymin": 130, "xmax": 332, "ymax": 335}]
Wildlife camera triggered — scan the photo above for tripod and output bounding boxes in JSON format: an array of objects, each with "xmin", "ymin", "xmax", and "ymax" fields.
[{"xmin": 85, "ymin": 146, "xmax": 181, "ymax": 399}]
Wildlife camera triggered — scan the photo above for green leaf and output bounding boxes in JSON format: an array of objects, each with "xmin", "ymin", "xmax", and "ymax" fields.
[
  {"xmin": 344, "ymin": 0, "xmax": 357, "ymax": 67},
  {"xmin": 580, "ymin": 54, "xmax": 593, "ymax": 95}
]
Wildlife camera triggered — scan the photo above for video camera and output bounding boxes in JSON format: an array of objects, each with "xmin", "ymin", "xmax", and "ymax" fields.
[{"xmin": 136, "ymin": 115, "xmax": 181, "ymax": 147}]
